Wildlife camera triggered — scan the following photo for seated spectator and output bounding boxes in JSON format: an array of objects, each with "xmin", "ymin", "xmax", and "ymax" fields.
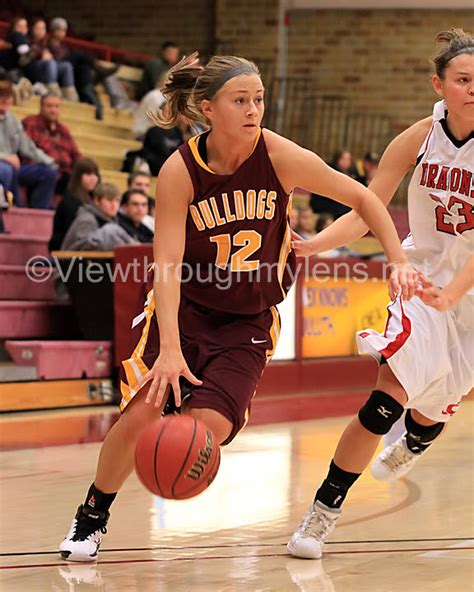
[
  {"xmin": 48, "ymin": 18, "xmax": 103, "ymax": 119},
  {"xmin": 49, "ymin": 157, "xmax": 99, "ymax": 251},
  {"xmin": 143, "ymin": 196, "xmax": 155, "ymax": 233},
  {"xmin": 61, "ymin": 182, "xmax": 137, "ymax": 251},
  {"xmin": 356, "ymin": 151, "xmax": 380, "ymax": 186},
  {"xmin": 47, "ymin": 18, "xmax": 129, "ymax": 116},
  {"xmin": 140, "ymin": 116, "xmax": 184, "ymax": 176},
  {"xmin": 99, "ymin": 64, "xmax": 132, "ymax": 112},
  {"xmin": 0, "ymin": 17, "xmax": 33, "ymax": 104},
  {"xmin": 127, "ymin": 170, "xmax": 151, "ymax": 195},
  {"xmin": 330, "ymin": 149, "xmax": 358, "ymax": 178},
  {"xmin": 295, "ymin": 207, "xmax": 316, "ymax": 240},
  {"xmin": 0, "ymin": 80, "xmax": 57, "ymax": 209},
  {"xmin": 132, "ymin": 85, "xmax": 166, "ymax": 140},
  {"xmin": 22, "ymin": 93, "xmax": 81, "ymax": 195},
  {"xmin": 118, "ymin": 189, "xmax": 154, "ymax": 243},
  {"xmin": 137, "ymin": 41, "xmax": 180, "ymax": 100},
  {"xmin": 23, "ymin": 18, "xmax": 78, "ymax": 101},
  {"xmin": 124, "ymin": 171, "xmax": 155, "ymax": 231},
  {"xmin": 0, "ymin": 17, "xmax": 30, "ymax": 82}
]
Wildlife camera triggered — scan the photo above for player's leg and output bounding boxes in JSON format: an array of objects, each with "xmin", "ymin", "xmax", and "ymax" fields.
[
  {"xmin": 371, "ymin": 406, "xmax": 446, "ymax": 481},
  {"xmin": 183, "ymin": 406, "xmax": 233, "ymax": 444},
  {"xmin": 288, "ymin": 364, "xmax": 407, "ymax": 559},
  {"xmin": 60, "ymin": 383, "xmax": 167, "ymax": 562},
  {"xmin": 60, "ymin": 285, "xmax": 167, "ymax": 562},
  {"xmin": 94, "ymin": 382, "xmax": 168, "ymax": 492}
]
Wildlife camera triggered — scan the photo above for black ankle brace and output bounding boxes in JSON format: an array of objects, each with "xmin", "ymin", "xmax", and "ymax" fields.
[
  {"xmin": 315, "ymin": 461, "xmax": 361, "ymax": 509},
  {"xmin": 84, "ymin": 483, "xmax": 117, "ymax": 514}
]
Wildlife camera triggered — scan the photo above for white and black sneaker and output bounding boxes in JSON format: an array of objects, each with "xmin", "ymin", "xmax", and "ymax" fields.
[
  {"xmin": 287, "ymin": 501, "xmax": 340, "ymax": 559},
  {"xmin": 371, "ymin": 435, "xmax": 422, "ymax": 482},
  {"xmin": 59, "ymin": 504, "xmax": 109, "ymax": 562}
]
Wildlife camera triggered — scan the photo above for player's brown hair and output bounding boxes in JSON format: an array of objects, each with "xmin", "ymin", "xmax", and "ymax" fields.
[
  {"xmin": 148, "ymin": 52, "xmax": 260, "ymax": 128},
  {"xmin": 433, "ymin": 28, "xmax": 474, "ymax": 78}
]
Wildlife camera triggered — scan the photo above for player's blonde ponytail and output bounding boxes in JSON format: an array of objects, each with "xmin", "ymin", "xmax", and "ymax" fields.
[{"xmin": 148, "ymin": 52, "xmax": 205, "ymax": 128}]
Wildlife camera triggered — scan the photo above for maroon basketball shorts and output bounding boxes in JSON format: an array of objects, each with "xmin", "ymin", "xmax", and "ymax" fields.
[{"xmin": 120, "ymin": 289, "xmax": 281, "ymax": 445}]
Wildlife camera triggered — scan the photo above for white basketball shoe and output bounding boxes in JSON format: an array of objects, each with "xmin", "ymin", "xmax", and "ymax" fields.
[
  {"xmin": 287, "ymin": 501, "xmax": 340, "ymax": 559},
  {"xmin": 59, "ymin": 505, "xmax": 109, "ymax": 562},
  {"xmin": 371, "ymin": 435, "xmax": 423, "ymax": 482}
]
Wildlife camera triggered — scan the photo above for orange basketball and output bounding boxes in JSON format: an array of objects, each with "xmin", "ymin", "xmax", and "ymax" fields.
[{"xmin": 134, "ymin": 414, "xmax": 221, "ymax": 500}]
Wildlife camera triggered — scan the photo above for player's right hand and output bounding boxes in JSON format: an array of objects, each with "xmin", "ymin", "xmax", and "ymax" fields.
[
  {"xmin": 388, "ymin": 260, "xmax": 419, "ymax": 301},
  {"xmin": 137, "ymin": 350, "xmax": 202, "ymax": 409}
]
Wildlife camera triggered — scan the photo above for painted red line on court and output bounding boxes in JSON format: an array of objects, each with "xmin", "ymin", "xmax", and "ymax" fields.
[{"xmin": 2, "ymin": 547, "xmax": 473, "ymax": 569}]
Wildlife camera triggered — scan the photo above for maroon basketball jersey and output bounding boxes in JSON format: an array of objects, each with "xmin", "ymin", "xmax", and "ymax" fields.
[{"xmin": 178, "ymin": 128, "xmax": 296, "ymax": 314}]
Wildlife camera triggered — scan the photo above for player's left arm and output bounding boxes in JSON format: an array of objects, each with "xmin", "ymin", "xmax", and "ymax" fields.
[
  {"xmin": 264, "ymin": 130, "xmax": 418, "ymax": 300},
  {"xmin": 418, "ymin": 255, "xmax": 474, "ymax": 312}
]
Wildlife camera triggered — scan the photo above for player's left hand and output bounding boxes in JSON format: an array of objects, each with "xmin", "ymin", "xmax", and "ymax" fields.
[
  {"xmin": 388, "ymin": 260, "xmax": 419, "ymax": 301},
  {"xmin": 416, "ymin": 275, "xmax": 454, "ymax": 312},
  {"xmin": 290, "ymin": 229, "xmax": 318, "ymax": 257}
]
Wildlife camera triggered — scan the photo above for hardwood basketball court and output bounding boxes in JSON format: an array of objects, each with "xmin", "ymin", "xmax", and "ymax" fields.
[{"xmin": 1, "ymin": 400, "xmax": 472, "ymax": 591}]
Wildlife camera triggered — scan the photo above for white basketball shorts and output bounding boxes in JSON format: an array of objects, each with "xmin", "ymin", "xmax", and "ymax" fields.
[{"xmin": 356, "ymin": 293, "xmax": 473, "ymax": 423}]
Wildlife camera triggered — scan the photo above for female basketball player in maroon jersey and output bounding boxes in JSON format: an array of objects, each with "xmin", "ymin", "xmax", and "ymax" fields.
[
  {"xmin": 288, "ymin": 29, "xmax": 474, "ymax": 560},
  {"xmin": 60, "ymin": 52, "xmax": 420, "ymax": 562}
]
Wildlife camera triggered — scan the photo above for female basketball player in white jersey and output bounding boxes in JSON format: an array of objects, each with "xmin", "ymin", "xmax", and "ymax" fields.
[{"xmin": 288, "ymin": 28, "xmax": 474, "ymax": 559}]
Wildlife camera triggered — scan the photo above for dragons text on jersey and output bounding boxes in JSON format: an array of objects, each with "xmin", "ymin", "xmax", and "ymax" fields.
[{"xmin": 403, "ymin": 100, "xmax": 473, "ymax": 290}]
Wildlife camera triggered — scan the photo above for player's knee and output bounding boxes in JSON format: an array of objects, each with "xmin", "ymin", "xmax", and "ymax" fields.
[
  {"xmin": 376, "ymin": 363, "xmax": 408, "ymax": 404},
  {"xmin": 185, "ymin": 407, "xmax": 233, "ymax": 445},
  {"xmin": 358, "ymin": 390, "xmax": 405, "ymax": 435}
]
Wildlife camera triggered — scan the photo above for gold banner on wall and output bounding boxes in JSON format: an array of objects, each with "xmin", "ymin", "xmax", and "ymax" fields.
[{"xmin": 302, "ymin": 278, "xmax": 389, "ymax": 358}]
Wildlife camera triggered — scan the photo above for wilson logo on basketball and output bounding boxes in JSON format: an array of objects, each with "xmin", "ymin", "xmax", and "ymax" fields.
[{"xmin": 185, "ymin": 430, "xmax": 214, "ymax": 481}]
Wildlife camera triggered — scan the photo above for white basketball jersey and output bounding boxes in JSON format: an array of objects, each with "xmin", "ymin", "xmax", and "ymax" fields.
[{"xmin": 403, "ymin": 100, "xmax": 474, "ymax": 294}]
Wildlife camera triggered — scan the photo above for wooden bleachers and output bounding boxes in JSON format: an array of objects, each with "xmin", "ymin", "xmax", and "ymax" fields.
[
  {"xmin": 12, "ymin": 95, "xmax": 138, "ymax": 174},
  {"xmin": 0, "ymin": 46, "xmax": 148, "ymax": 412},
  {"xmin": 11, "ymin": 84, "xmax": 158, "ymax": 195}
]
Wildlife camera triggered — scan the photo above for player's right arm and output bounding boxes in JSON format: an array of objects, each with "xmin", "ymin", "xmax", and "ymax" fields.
[
  {"xmin": 137, "ymin": 151, "xmax": 202, "ymax": 407},
  {"xmin": 292, "ymin": 117, "xmax": 433, "ymax": 257}
]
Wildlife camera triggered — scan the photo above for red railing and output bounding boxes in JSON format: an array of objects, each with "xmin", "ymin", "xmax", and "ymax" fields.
[{"xmin": 0, "ymin": 19, "xmax": 151, "ymax": 65}]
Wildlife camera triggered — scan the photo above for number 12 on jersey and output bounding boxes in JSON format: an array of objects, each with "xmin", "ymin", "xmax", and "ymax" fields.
[{"xmin": 210, "ymin": 230, "xmax": 262, "ymax": 272}]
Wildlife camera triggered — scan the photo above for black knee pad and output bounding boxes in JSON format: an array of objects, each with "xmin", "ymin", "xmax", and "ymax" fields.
[{"xmin": 358, "ymin": 390, "xmax": 404, "ymax": 435}]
